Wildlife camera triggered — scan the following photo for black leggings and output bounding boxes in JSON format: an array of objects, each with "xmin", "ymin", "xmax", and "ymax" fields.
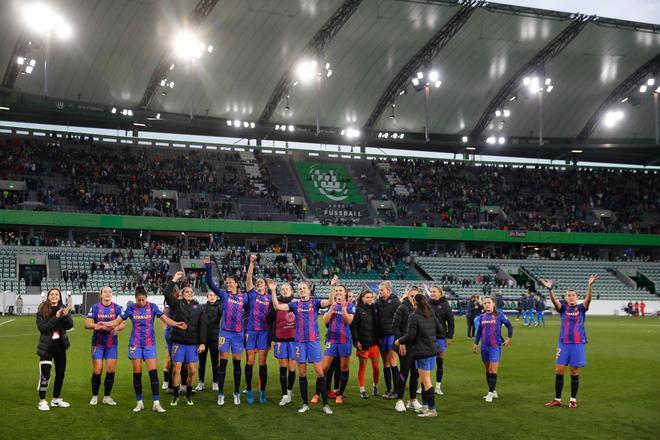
[
  {"xmin": 396, "ymin": 353, "xmax": 418, "ymax": 401},
  {"xmin": 198, "ymin": 338, "xmax": 219, "ymax": 383},
  {"xmin": 467, "ymin": 316, "xmax": 476, "ymax": 338},
  {"xmin": 40, "ymin": 343, "xmax": 67, "ymax": 399}
]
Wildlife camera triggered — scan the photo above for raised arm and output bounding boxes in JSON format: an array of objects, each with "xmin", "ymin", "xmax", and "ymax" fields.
[
  {"xmin": 583, "ymin": 274, "xmax": 597, "ymax": 310},
  {"xmin": 204, "ymin": 256, "xmax": 223, "ymax": 295},
  {"xmin": 323, "ymin": 306, "xmax": 334, "ymax": 325},
  {"xmin": 268, "ymin": 279, "xmax": 289, "ymax": 311},
  {"xmin": 246, "ymin": 254, "xmax": 257, "ymax": 292},
  {"xmin": 164, "ymin": 271, "xmax": 184, "ymax": 310},
  {"xmin": 540, "ymin": 279, "xmax": 561, "ymax": 312}
]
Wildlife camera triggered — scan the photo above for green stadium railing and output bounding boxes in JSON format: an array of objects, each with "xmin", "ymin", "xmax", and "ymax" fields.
[{"xmin": 1, "ymin": 210, "xmax": 659, "ymax": 246}]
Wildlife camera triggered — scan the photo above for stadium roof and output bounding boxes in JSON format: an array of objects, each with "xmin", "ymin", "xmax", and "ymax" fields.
[{"xmin": 0, "ymin": 0, "xmax": 659, "ymax": 164}]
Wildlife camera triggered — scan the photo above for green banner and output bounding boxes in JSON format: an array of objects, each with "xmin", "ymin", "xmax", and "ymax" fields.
[{"xmin": 294, "ymin": 162, "xmax": 365, "ymax": 203}]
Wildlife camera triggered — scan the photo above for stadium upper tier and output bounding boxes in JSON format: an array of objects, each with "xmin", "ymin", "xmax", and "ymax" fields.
[
  {"xmin": 1, "ymin": 135, "xmax": 658, "ymax": 234},
  {"xmin": 1, "ymin": 245, "xmax": 658, "ymax": 302}
]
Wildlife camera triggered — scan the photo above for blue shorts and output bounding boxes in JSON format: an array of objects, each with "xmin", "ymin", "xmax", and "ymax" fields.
[
  {"xmin": 379, "ymin": 335, "xmax": 395, "ymax": 353},
  {"xmin": 92, "ymin": 345, "xmax": 118, "ymax": 360},
  {"xmin": 324, "ymin": 341, "xmax": 352, "ymax": 358},
  {"xmin": 129, "ymin": 345, "xmax": 157, "ymax": 360},
  {"xmin": 437, "ymin": 338, "xmax": 447, "ymax": 353},
  {"xmin": 415, "ymin": 356, "xmax": 436, "ymax": 371},
  {"xmin": 246, "ymin": 330, "xmax": 271, "ymax": 351},
  {"xmin": 273, "ymin": 341, "xmax": 296, "ymax": 360},
  {"xmin": 481, "ymin": 345, "xmax": 501, "ymax": 363},
  {"xmin": 556, "ymin": 342, "xmax": 586, "ymax": 367},
  {"xmin": 219, "ymin": 330, "xmax": 245, "ymax": 355},
  {"xmin": 294, "ymin": 341, "xmax": 323, "ymax": 364},
  {"xmin": 172, "ymin": 343, "xmax": 198, "ymax": 363}
]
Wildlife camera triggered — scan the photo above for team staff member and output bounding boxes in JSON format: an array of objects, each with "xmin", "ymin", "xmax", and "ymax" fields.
[
  {"xmin": 85, "ymin": 286, "xmax": 125, "ymax": 406},
  {"xmin": 267, "ymin": 280, "xmax": 297, "ymax": 406},
  {"xmin": 392, "ymin": 287, "xmax": 421, "ymax": 412},
  {"xmin": 196, "ymin": 290, "xmax": 222, "ymax": 392},
  {"xmin": 429, "ymin": 286, "xmax": 454, "ymax": 395},
  {"xmin": 164, "ymin": 271, "xmax": 207, "ymax": 406},
  {"xmin": 271, "ymin": 280, "xmax": 333, "ymax": 415},
  {"xmin": 375, "ymin": 281, "xmax": 400, "ymax": 399},
  {"xmin": 204, "ymin": 255, "xmax": 250, "ymax": 406},
  {"xmin": 542, "ymin": 275, "xmax": 597, "ymax": 409},
  {"xmin": 105, "ymin": 286, "xmax": 186, "ymax": 413},
  {"xmin": 351, "ymin": 289, "xmax": 380, "ymax": 399},
  {"xmin": 472, "ymin": 296, "xmax": 513, "ymax": 403},
  {"xmin": 244, "ymin": 254, "xmax": 272, "ymax": 405},
  {"xmin": 396, "ymin": 293, "xmax": 446, "ymax": 417},
  {"xmin": 36, "ymin": 288, "xmax": 74, "ymax": 411}
]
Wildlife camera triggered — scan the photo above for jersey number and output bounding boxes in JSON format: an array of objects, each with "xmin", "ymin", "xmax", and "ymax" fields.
[
  {"xmin": 295, "ymin": 346, "xmax": 300, "ymax": 358},
  {"xmin": 556, "ymin": 347, "xmax": 561, "ymax": 360},
  {"xmin": 172, "ymin": 345, "xmax": 179, "ymax": 355},
  {"xmin": 219, "ymin": 337, "xmax": 226, "ymax": 346}
]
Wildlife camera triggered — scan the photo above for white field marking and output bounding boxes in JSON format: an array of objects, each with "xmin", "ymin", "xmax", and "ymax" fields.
[
  {"xmin": 0, "ymin": 327, "xmax": 74, "ymax": 338},
  {"xmin": 0, "ymin": 319, "xmax": 16, "ymax": 327}
]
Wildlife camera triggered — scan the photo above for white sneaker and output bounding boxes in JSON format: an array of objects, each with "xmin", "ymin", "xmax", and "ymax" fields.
[
  {"xmin": 217, "ymin": 394, "xmax": 225, "ymax": 406},
  {"xmin": 492, "ymin": 390, "xmax": 498, "ymax": 399},
  {"xmin": 407, "ymin": 399, "xmax": 422, "ymax": 410},
  {"xmin": 152, "ymin": 401, "xmax": 166, "ymax": 413},
  {"xmin": 298, "ymin": 404, "xmax": 310, "ymax": 413},
  {"xmin": 415, "ymin": 404, "xmax": 429, "ymax": 414},
  {"xmin": 38, "ymin": 400, "xmax": 50, "ymax": 411},
  {"xmin": 212, "ymin": 382, "xmax": 219, "ymax": 392},
  {"xmin": 322, "ymin": 404, "xmax": 333, "ymax": 415},
  {"xmin": 162, "ymin": 381, "xmax": 169, "ymax": 390},
  {"xmin": 133, "ymin": 400, "xmax": 144, "ymax": 412},
  {"xmin": 89, "ymin": 396, "xmax": 98, "ymax": 406},
  {"xmin": 418, "ymin": 408, "xmax": 438, "ymax": 417},
  {"xmin": 233, "ymin": 392, "xmax": 241, "ymax": 405},
  {"xmin": 195, "ymin": 382, "xmax": 205, "ymax": 392},
  {"xmin": 394, "ymin": 400, "xmax": 406, "ymax": 412},
  {"xmin": 51, "ymin": 398, "xmax": 70, "ymax": 408},
  {"xmin": 102, "ymin": 396, "xmax": 117, "ymax": 406},
  {"xmin": 279, "ymin": 393, "xmax": 292, "ymax": 406},
  {"xmin": 485, "ymin": 392, "xmax": 494, "ymax": 403},
  {"xmin": 435, "ymin": 383, "xmax": 444, "ymax": 395},
  {"xmin": 416, "ymin": 385, "xmax": 422, "ymax": 394}
]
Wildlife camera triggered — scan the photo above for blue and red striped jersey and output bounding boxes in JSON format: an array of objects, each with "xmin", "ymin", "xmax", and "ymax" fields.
[
  {"xmin": 247, "ymin": 289, "xmax": 271, "ymax": 331},
  {"xmin": 288, "ymin": 299, "xmax": 322, "ymax": 343},
  {"xmin": 218, "ymin": 290, "xmax": 248, "ymax": 333},
  {"xmin": 558, "ymin": 303, "xmax": 588, "ymax": 344},
  {"xmin": 87, "ymin": 302, "xmax": 122, "ymax": 347},
  {"xmin": 326, "ymin": 303, "xmax": 355, "ymax": 344},
  {"xmin": 475, "ymin": 310, "xmax": 512, "ymax": 347},
  {"xmin": 121, "ymin": 302, "xmax": 163, "ymax": 347}
]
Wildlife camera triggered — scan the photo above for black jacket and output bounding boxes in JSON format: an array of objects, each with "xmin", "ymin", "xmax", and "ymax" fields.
[
  {"xmin": 203, "ymin": 300, "xmax": 222, "ymax": 341},
  {"xmin": 429, "ymin": 298, "xmax": 455, "ymax": 339},
  {"xmin": 398, "ymin": 309, "xmax": 446, "ymax": 359},
  {"xmin": 36, "ymin": 307, "xmax": 74, "ymax": 357},
  {"xmin": 164, "ymin": 281, "xmax": 208, "ymax": 345},
  {"xmin": 351, "ymin": 303, "xmax": 378, "ymax": 349},
  {"xmin": 375, "ymin": 294, "xmax": 401, "ymax": 336},
  {"xmin": 392, "ymin": 298, "xmax": 414, "ymax": 341},
  {"xmin": 466, "ymin": 300, "xmax": 483, "ymax": 318}
]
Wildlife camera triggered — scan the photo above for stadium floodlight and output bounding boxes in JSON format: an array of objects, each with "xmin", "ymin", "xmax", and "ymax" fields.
[
  {"xmin": 503, "ymin": 109, "xmax": 511, "ymax": 117},
  {"xmin": 228, "ymin": 120, "xmax": 234, "ymax": 127},
  {"xmin": 498, "ymin": 136, "xmax": 506, "ymax": 144},
  {"xmin": 417, "ymin": 71, "xmax": 424, "ymax": 79},
  {"xmin": 411, "ymin": 77, "xmax": 420, "ymax": 87},
  {"xmin": 495, "ymin": 110, "xmax": 502, "ymax": 117},
  {"xmin": 25, "ymin": 65, "xmax": 34, "ymax": 74},
  {"xmin": 656, "ymin": 86, "xmax": 660, "ymax": 94},
  {"xmin": 486, "ymin": 136, "xmax": 496, "ymax": 144},
  {"xmin": 343, "ymin": 127, "xmax": 360, "ymax": 139},
  {"xmin": 207, "ymin": 45, "xmax": 213, "ymax": 53},
  {"xmin": 508, "ymin": 95, "xmax": 517, "ymax": 102},
  {"xmin": 160, "ymin": 79, "xmax": 166, "ymax": 87},
  {"xmin": 155, "ymin": 113, "xmax": 161, "ymax": 120},
  {"xmin": 429, "ymin": 71, "xmax": 439, "ymax": 82},
  {"xmin": 378, "ymin": 132, "xmax": 383, "ymax": 138},
  {"xmin": 173, "ymin": 30, "xmax": 207, "ymax": 60},
  {"xmin": 640, "ymin": 84, "xmax": 648, "ymax": 93},
  {"xmin": 288, "ymin": 125, "xmax": 295, "ymax": 132},
  {"xmin": 546, "ymin": 85, "xmax": 554, "ymax": 93},
  {"xmin": 243, "ymin": 121, "xmax": 249, "ymax": 128},
  {"xmin": 603, "ymin": 110, "xmax": 624, "ymax": 127},
  {"xmin": 383, "ymin": 133, "xmax": 389, "ymax": 139},
  {"xmin": 462, "ymin": 136, "xmax": 468, "ymax": 143},
  {"xmin": 111, "ymin": 107, "xmax": 117, "ymax": 114},
  {"xmin": 295, "ymin": 59, "xmax": 318, "ymax": 83},
  {"xmin": 17, "ymin": 57, "xmax": 24, "ymax": 65},
  {"xmin": 169, "ymin": 63, "xmax": 175, "ymax": 70},
  {"xmin": 250, "ymin": 122, "xmax": 255, "ymax": 129},
  {"xmin": 571, "ymin": 149, "xmax": 583, "ymax": 153},
  {"xmin": 233, "ymin": 119, "xmax": 240, "ymax": 127},
  {"xmin": 545, "ymin": 77, "xmax": 552, "ymax": 86},
  {"xmin": 23, "ymin": 4, "xmax": 72, "ymax": 39},
  {"xmin": 466, "ymin": 146, "xmax": 476, "ymax": 150},
  {"xmin": 647, "ymin": 78, "xmax": 655, "ymax": 86}
]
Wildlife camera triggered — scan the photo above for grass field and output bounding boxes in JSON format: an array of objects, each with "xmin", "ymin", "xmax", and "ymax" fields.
[{"xmin": 1, "ymin": 314, "xmax": 659, "ymax": 440}]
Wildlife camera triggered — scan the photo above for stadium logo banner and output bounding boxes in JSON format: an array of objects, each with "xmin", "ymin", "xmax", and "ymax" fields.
[{"xmin": 295, "ymin": 162, "xmax": 365, "ymax": 203}]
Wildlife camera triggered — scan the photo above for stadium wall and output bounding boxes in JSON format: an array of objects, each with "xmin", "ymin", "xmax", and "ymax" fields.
[{"xmin": 1, "ymin": 210, "xmax": 659, "ymax": 246}]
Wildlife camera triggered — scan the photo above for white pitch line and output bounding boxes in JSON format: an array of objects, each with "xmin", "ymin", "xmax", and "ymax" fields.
[{"xmin": 0, "ymin": 319, "xmax": 16, "ymax": 327}]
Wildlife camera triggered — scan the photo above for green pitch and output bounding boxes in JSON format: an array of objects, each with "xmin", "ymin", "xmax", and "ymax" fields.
[{"xmin": 1, "ymin": 315, "xmax": 658, "ymax": 440}]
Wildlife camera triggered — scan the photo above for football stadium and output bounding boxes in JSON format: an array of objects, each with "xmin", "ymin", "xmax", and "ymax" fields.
[{"xmin": 0, "ymin": 0, "xmax": 659, "ymax": 439}]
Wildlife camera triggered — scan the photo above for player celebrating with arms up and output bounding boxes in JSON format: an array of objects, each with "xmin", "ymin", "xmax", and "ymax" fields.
[
  {"xmin": 542, "ymin": 275, "xmax": 597, "ymax": 409},
  {"xmin": 472, "ymin": 296, "xmax": 513, "ymax": 403},
  {"xmin": 271, "ymin": 280, "xmax": 333, "ymax": 415},
  {"xmin": 204, "ymin": 255, "xmax": 250, "ymax": 406},
  {"xmin": 104, "ymin": 286, "xmax": 187, "ymax": 413},
  {"xmin": 244, "ymin": 254, "xmax": 272, "ymax": 405}
]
